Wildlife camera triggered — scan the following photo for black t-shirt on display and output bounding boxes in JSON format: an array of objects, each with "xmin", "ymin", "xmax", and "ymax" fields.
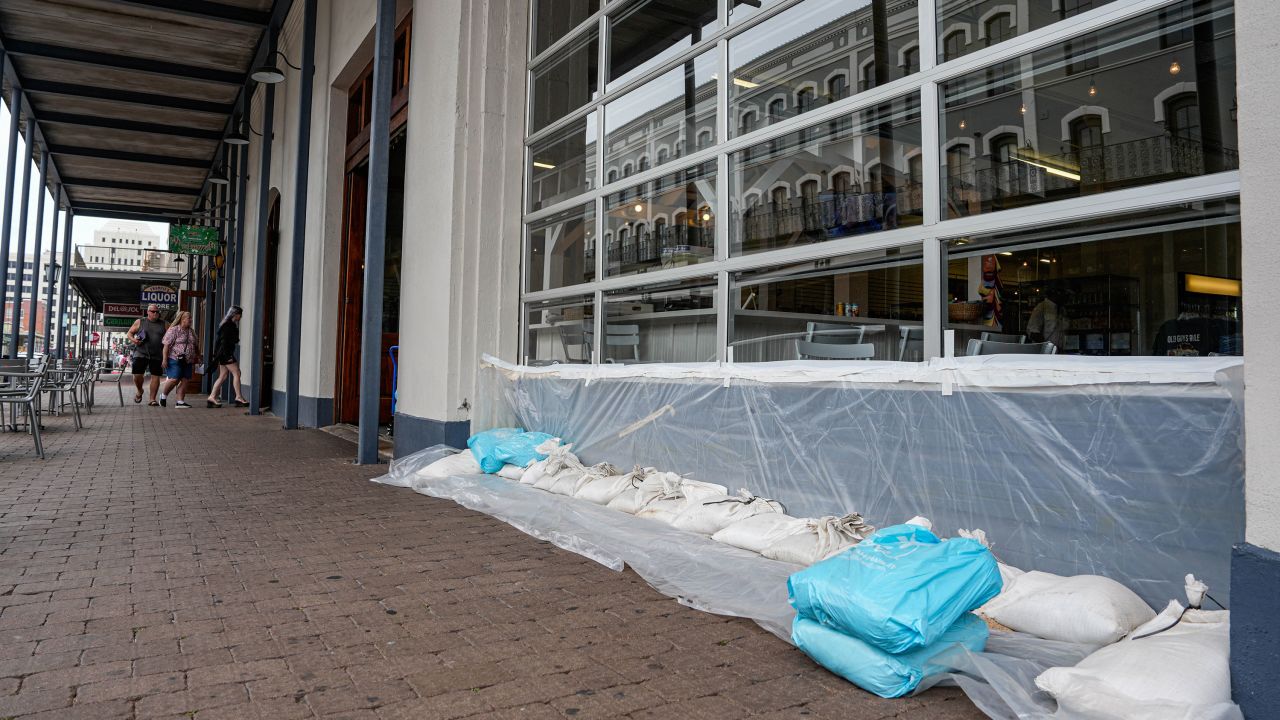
[{"xmin": 1151, "ymin": 317, "xmax": 1225, "ymax": 356}]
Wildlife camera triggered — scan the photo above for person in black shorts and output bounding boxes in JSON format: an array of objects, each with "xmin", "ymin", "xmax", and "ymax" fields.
[{"xmin": 126, "ymin": 304, "xmax": 168, "ymax": 405}]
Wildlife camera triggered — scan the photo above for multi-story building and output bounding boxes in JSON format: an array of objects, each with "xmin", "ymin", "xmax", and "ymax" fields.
[{"xmin": 78, "ymin": 220, "xmax": 175, "ymax": 273}]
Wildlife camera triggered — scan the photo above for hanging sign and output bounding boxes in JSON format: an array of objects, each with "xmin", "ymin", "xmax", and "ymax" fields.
[
  {"xmin": 103, "ymin": 302, "xmax": 141, "ymax": 316},
  {"xmin": 168, "ymin": 225, "xmax": 220, "ymax": 255},
  {"xmin": 101, "ymin": 316, "xmax": 136, "ymax": 329},
  {"xmin": 140, "ymin": 282, "xmax": 179, "ymax": 307}
]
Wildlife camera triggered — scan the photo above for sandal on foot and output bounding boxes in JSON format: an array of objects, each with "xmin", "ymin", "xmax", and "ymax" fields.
[
  {"xmin": 134, "ymin": 393, "xmax": 143, "ymax": 403},
  {"xmin": 148, "ymin": 400, "xmax": 159, "ymax": 406}
]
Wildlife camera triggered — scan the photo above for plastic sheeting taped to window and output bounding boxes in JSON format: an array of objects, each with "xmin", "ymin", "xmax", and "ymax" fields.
[{"xmin": 474, "ymin": 354, "xmax": 1244, "ymax": 607}]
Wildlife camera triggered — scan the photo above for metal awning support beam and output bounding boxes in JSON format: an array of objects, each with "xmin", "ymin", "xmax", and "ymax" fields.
[
  {"xmin": 63, "ymin": 208, "xmax": 183, "ymax": 225},
  {"xmin": 283, "ymin": 0, "xmax": 317, "ymax": 430},
  {"xmin": 2, "ymin": 40, "xmax": 244, "ymax": 85},
  {"xmin": 0, "ymin": 81, "xmax": 19, "ymax": 326},
  {"xmin": 48, "ymin": 144, "xmax": 209, "ymax": 168},
  {"xmin": 62, "ymin": 177, "xmax": 199, "ymax": 196},
  {"xmin": 41, "ymin": 111, "xmax": 225, "ymax": 140},
  {"xmin": 42, "ymin": 186, "xmax": 61, "ymax": 351},
  {"xmin": 103, "ymin": 0, "xmax": 271, "ymax": 27},
  {"xmin": 8, "ymin": 134, "xmax": 36, "ymax": 357},
  {"xmin": 56, "ymin": 211, "xmax": 74, "ymax": 359},
  {"xmin": 24, "ymin": 79, "xmax": 233, "ymax": 115},
  {"xmin": 71, "ymin": 201, "xmax": 200, "ymax": 217},
  {"xmin": 356, "ymin": 0, "xmax": 396, "ymax": 463},
  {"xmin": 25, "ymin": 150, "xmax": 48, "ymax": 354}
]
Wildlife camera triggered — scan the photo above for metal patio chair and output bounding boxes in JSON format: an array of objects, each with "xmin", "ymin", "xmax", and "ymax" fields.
[
  {"xmin": 966, "ymin": 339, "xmax": 1057, "ymax": 356},
  {"xmin": 805, "ymin": 322, "xmax": 865, "ymax": 344},
  {"xmin": 796, "ymin": 339, "xmax": 876, "ymax": 360},
  {"xmin": 0, "ymin": 357, "xmax": 48, "ymax": 458},
  {"xmin": 980, "ymin": 331, "xmax": 1027, "ymax": 344}
]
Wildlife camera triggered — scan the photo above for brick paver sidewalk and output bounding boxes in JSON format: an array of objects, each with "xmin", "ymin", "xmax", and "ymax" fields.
[{"xmin": 0, "ymin": 384, "xmax": 984, "ymax": 719}]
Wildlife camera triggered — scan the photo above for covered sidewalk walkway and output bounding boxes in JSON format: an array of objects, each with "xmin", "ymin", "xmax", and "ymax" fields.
[{"xmin": 0, "ymin": 384, "xmax": 982, "ymax": 719}]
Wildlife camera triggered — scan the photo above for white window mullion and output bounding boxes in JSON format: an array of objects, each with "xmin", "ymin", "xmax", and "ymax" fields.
[{"xmin": 921, "ymin": 81, "xmax": 942, "ymax": 227}]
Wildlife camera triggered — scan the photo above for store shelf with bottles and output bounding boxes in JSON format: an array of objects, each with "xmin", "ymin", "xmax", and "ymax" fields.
[{"xmin": 1020, "ymin": 275, "xmax": 1140, "ymax": 356}]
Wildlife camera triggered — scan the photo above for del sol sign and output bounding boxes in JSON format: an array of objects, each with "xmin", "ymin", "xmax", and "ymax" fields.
[{"xmin": 140, "ymin": 283, "xmax": 178, "ymax": 307}]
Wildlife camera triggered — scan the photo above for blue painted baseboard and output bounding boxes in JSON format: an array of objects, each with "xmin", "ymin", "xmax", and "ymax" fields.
[
  {"xmin": 236, "ymin": 383, "xmax": 333, "ymax": 427},
  {"xmin": 1230, "ymin": 542, "xmax": 1280, "ymax": 714},
  {"xmin": 393, "ymin": 412, "xmax": 470, "ymax": 457}
]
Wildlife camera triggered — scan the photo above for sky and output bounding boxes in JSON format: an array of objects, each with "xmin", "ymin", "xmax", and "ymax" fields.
[{"xmin": 0, "ymin": 101, "xmax": 169, "ymax": 263}]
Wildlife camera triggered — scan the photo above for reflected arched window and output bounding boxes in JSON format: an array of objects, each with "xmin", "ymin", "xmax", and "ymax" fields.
[
  {"xmin": 827, "ymin": 75, "xmax": 848, "ymax": 102},
  {"xmin": 796, "ymin": 87, "xmax": 815, "ymax": 114},
  {"xmin": 985, "ymin": 13, "xmax": 1014, "ymax": 47},
  {"xmin": 800, "ymin": 179, "xmax": 819, "ymax": 205},
  {"xmin": 638, "ymin": 156, "xmax": 650, "ymax": 171},
  {"xmin": 990, "ymin": 133, "xmax": 1019, "ymax": 163},
  {"xmin": 943, "ymin": 30, "xmax": 966, "ymax": 61},
  {"xmin": 657, "ymin": 147, "xmax": 669, "ymax": 164},
  {"xmin": 901, "ymin": 46, "xmax": 919, "ymax": 74},
  {"xmin": 832, "ymin": 171, "xmax": 852, "ymax": 194},
  {"xmin": 697, "ymin": 129, "xmax": 712, "ymax": 149},
  {"xmin": 947, "ymin": 145, "xmax": 974, "ymax": 184},
  {"xmin": 771, "ymin": 186, "xmax": 789, "ymax": 208},
  {"xmin": 908, "ymin": 154, "xmax": 924, "ymax": 185},
  {"xmin": 607, "ymin": 168, "xmax": 618, "ymax": 183},
  {"xmin": 623, "ymin": 162, "xmax": 633, "ymax": 177},
  {"xmin": 1070, "ymin": 115, "xmax": 1104, "ymax": 152},
  {"xmin": 768, "ymin": 98, "xmax": 786, "ymax": 123},
  {"xmin": 1165, "ymin": 93, "xmax": 1201, "ymax": 142}
]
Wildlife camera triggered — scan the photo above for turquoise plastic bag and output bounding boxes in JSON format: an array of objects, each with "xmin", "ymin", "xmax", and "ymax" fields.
[
  {"xmin": 467, "ymin": 428, "xmax": 523, "ymax": 473},
  {"xmin": 793, "ymin": 612, "xmax": 988, "ymax": 698},
  {"xmin": 788, "ymin": 524, "xmax": 1001, "ymax": 654},
  {"xmin": 492, "ymin": 431, "xmax": 557, "ymax": 470}
]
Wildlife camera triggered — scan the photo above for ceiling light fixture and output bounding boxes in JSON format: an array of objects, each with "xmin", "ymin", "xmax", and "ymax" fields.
[
  {"xmin": 251, "ymin": 50, "xmax": 301, "ymax": 84},
  {"xmin": 209, "ymin": 165, "xmax": 230, "ymax": 186},
  {"xmin": 532, "ymin": 161, "xmax": 557, "ymax": 169}
]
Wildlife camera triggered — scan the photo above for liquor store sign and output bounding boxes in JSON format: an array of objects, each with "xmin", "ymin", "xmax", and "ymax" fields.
[
  {"xmin": 169, "ymin": 224, "xmax": 220, "ymax": 255},
  {"xmin": 140, "ymin": 283, "xmax": 178, "ymax": 307}
]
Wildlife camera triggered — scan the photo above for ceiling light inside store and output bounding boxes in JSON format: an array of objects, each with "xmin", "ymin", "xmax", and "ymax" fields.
[
  {"xmin": 1000, "ymin": 251, "xmax": 1013, "ymax": 256},
  {"xmin": 533, "ymin": 161, "xmax": 556, "ymax": 169},
  {"xmin": 702, "ymin": 212, "xmax": 712, "ymax": 221},
  {"xmin": 733, "ymin": 77, "xmax": 760, "ymax": 89},
  {"xmin": 1040, "ymin": 258, "xmax": 1052, "ymax": 264},
  {"xmin": 1185, "ymin": 273, "xmax": 1241, "ymax": 297}
]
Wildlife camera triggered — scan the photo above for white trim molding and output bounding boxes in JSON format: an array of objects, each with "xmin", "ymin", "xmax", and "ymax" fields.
[
  {"xmin": 1153, "ymin": 82, "xmax": 1199, "ymax": 122},
  {"xmin": 1060, "ymin": 105, "xmax": 1112, "ymax": 141}
]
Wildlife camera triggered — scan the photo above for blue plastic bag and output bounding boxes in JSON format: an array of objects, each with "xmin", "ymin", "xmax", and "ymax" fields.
[
  {"xmin": 793, "ymin": 612, "xmax": 988, "ymax": 698},
  {"xmin": 491, "ymin": 431, "xmax": 557, "ymax": 470},
  {"xmin": 467, "ymin": 427, "xmax": 523, "ymax": 473},
  {"xmin": 788, "ymin": 524, "xmax": 1001, "ymax": 654}
]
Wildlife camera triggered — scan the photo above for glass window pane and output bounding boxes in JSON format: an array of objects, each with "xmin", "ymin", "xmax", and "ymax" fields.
[
  {"xmin": 939, "ymin": 0, "xmax": 1238, "ymax": 219},
  {"xmin": 531, "ymin": 30, "xmax": 599, "ymax": 134},
  {"xmin": 730, "ymin": 93, "xmax": 921, "ymax": 257},
  {"xmin": 605, "ymin": 51, "xmax": 716, "ymax": 182},
  {"xmin": 526, "ymin": 204, "xmax": 596, "ymax": 293},
  {"xmin": 525, "ymin": 295, "xmax": 595, "ymax": 365},
  {"xmin": 605, "ymin": 277, "xmax": 717, "ymax": 363},
  {"xmin": 608, "ymin": 0, "xmax": 718, "ymax": 92},
  {"xmin": 936, "ymin": 0, "xmax": 1118, "ymax": 63},
  {"xmin": 943, "ymin": 199, "xmax": 1241, "ymax": 357},
  {"xmin": 605, "ymin": 161, "xmax": 716, "ymax": 277},
  {"xmin": 729, "ymin": 0, "xmax": 919, "ymax": 134},
  {"xmin": 731, "ymin": 247, "xmax": 924, "ymax": 362},
  {"xmin": 533, "ymin": 0, "xmax": 600, "ymax": 57},
  {"xmin": 529, "ymin": 112, "xmax": 597, "ymax": 212}
]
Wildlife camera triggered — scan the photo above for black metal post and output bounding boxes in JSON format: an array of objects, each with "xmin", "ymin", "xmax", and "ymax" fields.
[
  {"xmin": 357, "ymin": 0, "xmax": 396, "ymax": 464},
  {"xmin": 8, "ymin": 125, "xmax": 34, "ymax": 357},
  {"xmin": 283, "ymin": 0, "xmax": 318, "ymax": 430},
  {"xmin": 24, "ymin": 150, "xmax": 48, "ymax": 355},
  {"xmin": 56, "ymin": 211, "xmax": 73, "ymax": 358},
  {"xmin": 249, "ymin": 77, "xmax": 276, "ymax": 416},
  {"xmin": 233, "ymin": 140, "xmax": 249, "ymax": 305},
  {"xmin": 42, "ymin": 187, "xmax": 60, "ymax": 353},
  {"xmin": 0, "ymin": 83, "xmax": 21, "ymax": 340}
]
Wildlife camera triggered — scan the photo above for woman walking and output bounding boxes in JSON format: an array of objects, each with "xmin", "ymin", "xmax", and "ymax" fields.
[
  {"xmin": 207, "ymin": 306, "xmax": 248, "ymax": 408},
  {"xmin": 158, "ymin": 310, "xmax": 201, "ymax": 408}
]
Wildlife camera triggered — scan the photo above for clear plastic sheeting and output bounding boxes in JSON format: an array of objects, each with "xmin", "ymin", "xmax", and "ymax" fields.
[{"xmin": 476, "ymin": 354, "xmax": 1244, "ymax": 607}]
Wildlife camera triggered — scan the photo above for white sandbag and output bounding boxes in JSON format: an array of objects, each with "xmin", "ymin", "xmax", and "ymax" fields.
[
  {"xmin": 1035, "ymin": 602, "xmax": 1237, "ymax": 720},
  {"xmin": 496, "ymin": 464, "xmax": 525, "ymax": 481},
  {"xmin": 519, "ymin": 440, "xmax": 578, "ymax": 485},
  {"xmin": 762, "ymin": 514, "xmax": 875, "ymax": 566},
  {"xmin": 672, "ymin": 489, "xmax": 786, "ymax": 535},
  {"xmin": 534, "ymin": 465, "xmax": 576, "ymax": 491},
  {"xmin": 574, "ymin": 466, "xmax": 654, "ymax": 505},
  {"xmin": 905, "ymin": 515, "xmax": 933, "ymax": 530},
  {"xmin": 712, "ymin": 513, "xmax": 809, "ymax": 553},
  {"xmin": 634, "ymin": 477, "xmax": 728, "ymax": 526},
  {"xmin": 606, "ymin": 471, "xmax": 678, "ymax": 514},
  {"xmin": 416, "ymin": 451, "xmax": 483, "ymax": 479},
  {"xmin": 980, "ymin": 570, "xmax": 1155, "ymax": 645},
  {"xmin": 548, "ymin": 462, "xmax": 617, "ymax": 496}
]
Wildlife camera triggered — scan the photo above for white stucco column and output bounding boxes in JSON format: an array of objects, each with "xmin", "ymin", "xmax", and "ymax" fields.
[{"xmin": 395, "ymin": 0, "xmax": 527, "ymax": 449}]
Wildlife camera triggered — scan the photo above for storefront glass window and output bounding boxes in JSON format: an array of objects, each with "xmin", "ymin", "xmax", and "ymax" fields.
[
  {"xmin": 604, "ymin": 51, "xmax": 716, "ymax": 183},
  {"xmin": 944, "ymin": 200, "xmax": 1241, "ymax": 357},
  {"xmin": 529, "ymin": 112, "xmax": 596, "ymax": 212},
  {"xmin": 608, "ymin": 0, "xmax": 718, "ymax": 92},
  {"xmin": 730, "ymin": 246, "xmax": 924, "ymax": 362},
  {"xmin": 939, "ymin": 0, "xmax": 1237, "ymax": 219},
  {"xmin": 730, "ymin": 93, "xmax": 921, "ymax": 256},
  {"xmin": 729, "ymin": 0, "xmax": 918, "ymax": 137},
  {"xmin": 605, "ymin": 161, "xmax": 716, "ymax": 277},
  {"xmin": 605, "ymin": 277, "xmax": 717, "ymax": 363},
  {"xmin": 531, "ymin": 30, "xmax": 599, "ymax": 134},
  {"xmin": 525, "ymin": 295, "xmax": 595, "ymax": 364},
  {"xmin": 936, "ymin": 0, "xmax": 1118, "ymax": 63},
  {"xmin": 526, "ymin": 204, "xmax": 596, "ymax": 293},
  {"xmin": 532, "ymin": 0, "xmax": 600, "ymax": 57}
]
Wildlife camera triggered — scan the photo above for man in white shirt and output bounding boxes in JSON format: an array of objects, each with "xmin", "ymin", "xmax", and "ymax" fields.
[{"xmin": 1028, "ymin": 288, "xmax": 1068, "ymax": 351}]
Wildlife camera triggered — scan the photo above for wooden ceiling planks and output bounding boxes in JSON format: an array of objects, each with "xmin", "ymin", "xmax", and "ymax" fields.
[{"xmin": 0, "ymin": 0, "xmax": 274, "ymax": 216}]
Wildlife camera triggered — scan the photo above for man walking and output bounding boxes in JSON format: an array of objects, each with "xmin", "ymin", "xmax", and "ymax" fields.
[{"xmin": 126, "ymin": 304, "xmax": 167, "ymax": 405}]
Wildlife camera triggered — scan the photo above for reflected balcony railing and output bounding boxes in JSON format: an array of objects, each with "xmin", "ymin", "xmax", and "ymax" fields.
[
  {"xmin": 738, "ymin": 185, "xmax": 923, "ymax": 250},
  {"xmin": 607, "ymin": 225, "xmax": 714, "ymax": 267},
  {"xmin": 946, "ymin": 135, "xmax": 1240, "ymax": 215}
]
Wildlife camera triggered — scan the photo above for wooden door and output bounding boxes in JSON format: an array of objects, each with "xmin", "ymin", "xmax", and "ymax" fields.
[
  {"xmin": 336, "ymin": 165, "xmax": 368, "ymax": 424},
  {"xmin": 260, "ymin": 197, "xmax": 281, "ymax": 409}
]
